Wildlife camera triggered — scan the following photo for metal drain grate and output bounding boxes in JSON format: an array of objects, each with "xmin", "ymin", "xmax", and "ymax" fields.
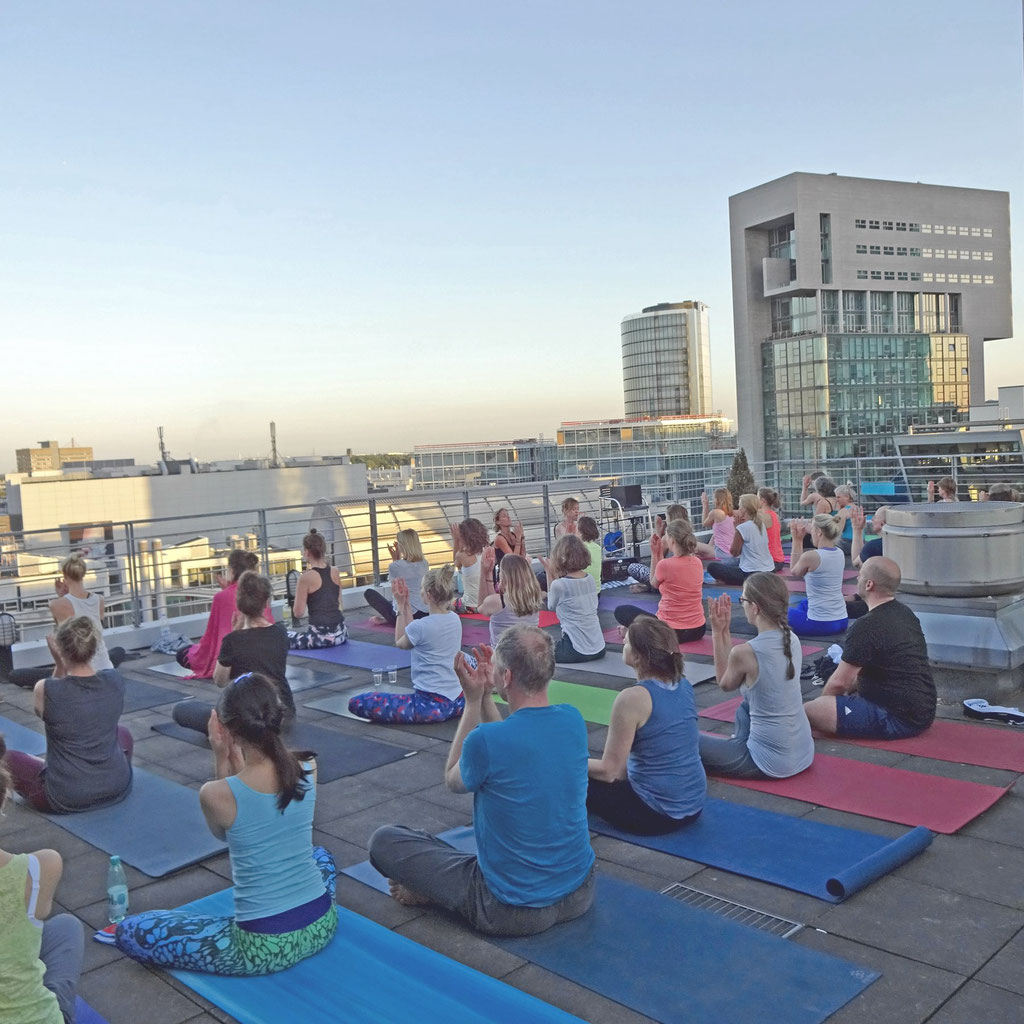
[{"xmin": 661, "ymin": 883, "xmax": 804, "ymax": 939}]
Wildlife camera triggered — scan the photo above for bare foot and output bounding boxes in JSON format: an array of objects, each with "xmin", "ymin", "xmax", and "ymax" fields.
[
  {"xmin": 388, "ymin": 880, "xmax": 431, "ymax": 907},
  {"xmin": 629, "ymin": 583, "xmax": 650, "ymax": 594},
  {"xmin": 369, "ymin": 614, "xmax": 387, "ymax": 625},
  {"xmin": 615, "ymin": 625, "xmax": 627, "ymax": 644}
]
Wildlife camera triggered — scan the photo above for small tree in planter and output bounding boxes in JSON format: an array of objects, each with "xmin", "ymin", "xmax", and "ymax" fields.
[{"xmin": 726, "ymin": 448, "xmax": 756, "ymax": 505}]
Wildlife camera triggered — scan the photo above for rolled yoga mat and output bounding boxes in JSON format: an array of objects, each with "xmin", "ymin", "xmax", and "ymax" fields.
[
  {"xmin": 344, "ymin": 827, "xmax": 879, "ymax": 1024},
  {"xmin": 589, "ymin": 797, "xmax": 933, "ymax": 901},
  {"xmin": 290, "ymin": 639, "xmax": 412, "ymax": 671},
  {"xmin": 151, "ymin": 719, "xmax": 416, "ymax": 783},
  {"xmin": 169, "ymin": 887, "xmax": 587, "ymax": 1024},
  {"xmin": 702, "ymin": 695, "xmax": 1024, "ymax": 772}
]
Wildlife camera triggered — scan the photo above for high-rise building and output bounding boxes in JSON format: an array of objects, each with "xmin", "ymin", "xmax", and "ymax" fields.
[
  {"xmin": 16, "ymin": 440, "xmax": 95, "ymax": 474},
  {"xmin": 729, "ymin": 173, "xmax": 1012, "ymax": 479},
  {"xmin": 621, "ymin": 301, "xmax": 712, "ymax": 418}
]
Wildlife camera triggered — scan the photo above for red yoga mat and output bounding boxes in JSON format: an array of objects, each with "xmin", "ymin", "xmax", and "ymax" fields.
[
  {"xmin": 785, "ymin": 579, "xmax": 858, "ymax": 597},
  {"xmin": 708, "ymin": 749, "xmax": 1010, "ymax": 834},
  {"xmin": 460, "ymin": 610, "xmax": 559, "ymax": 627},
  {"xmin": 702, "ymin": 696, "xmax": 1024, "ymax": 772}
]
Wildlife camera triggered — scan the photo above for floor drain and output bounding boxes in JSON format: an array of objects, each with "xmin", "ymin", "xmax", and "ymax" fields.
[{"xmin": 660, "ymin": 883, "xmax": 804, "ymax": 939}]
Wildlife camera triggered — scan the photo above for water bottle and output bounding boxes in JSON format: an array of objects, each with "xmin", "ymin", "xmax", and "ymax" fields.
[
  {"xmin": 159, "ymin": 613, "xmax": 171, "ymax": 644},
  {"xmin": 107, "ymin": 855, "xmax": 129, "ymax": 923}
]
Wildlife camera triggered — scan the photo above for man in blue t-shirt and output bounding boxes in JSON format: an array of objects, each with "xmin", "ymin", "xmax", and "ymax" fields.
[{"xmin": 369, "ymin": 625, "xmax": 596, "ymax": 935}]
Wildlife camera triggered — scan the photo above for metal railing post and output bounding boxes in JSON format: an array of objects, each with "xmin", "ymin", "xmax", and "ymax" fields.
[
  {"xmin": 542, "ymin": 485, "xmax": 551, "ymax": 554},
  {"xmin": 258, "ymin": 509, "xmax": 270, "ymax": 572},
  {"xmin": 462, "ymin": 490, "xmax": 470, "ymax": 520},
  {"xmin": 125, "ymin": 523, "xmax": 142, "ymax": 627},
  {"xmin": 369, "ymin": 499, "xmax": 380, "ymax": 585}
]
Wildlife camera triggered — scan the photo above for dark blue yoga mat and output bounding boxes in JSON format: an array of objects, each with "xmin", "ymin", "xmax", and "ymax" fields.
[
  {"xmin": 75, "ymin": 998, "xmax": 109, "ymax": 1024},
  {"xmin": 590, "ymin": 797, "xmax": 933, "ymax": 901},
  {"xmin": 170, "ymin": 887, "xmax": 586, "ymax": 1024},
  {"xmin": 41, "ymin": 768, "xmax": 227, "ymax": 877},
  {"xmin": 344, "ymin": 828, "xmax": 879, "ymax": 1024},
  {"xmin": 0, "ymin": 715, "xmax": 47, "ymax": 756},
  {"xmin": 292, "ymin": 639, "xmax": 412, "ymax": 671}
]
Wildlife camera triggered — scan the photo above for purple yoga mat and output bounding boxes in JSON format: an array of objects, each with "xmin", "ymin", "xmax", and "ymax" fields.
[{"xmin": 293, "ymin": 640, "xmax": 412, "ymax": 671}]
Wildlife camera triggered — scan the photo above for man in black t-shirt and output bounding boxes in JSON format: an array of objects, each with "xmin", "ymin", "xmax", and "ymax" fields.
[{"xmin": 804, "ymin": 557, "xmax": 936, "ymax": 739}]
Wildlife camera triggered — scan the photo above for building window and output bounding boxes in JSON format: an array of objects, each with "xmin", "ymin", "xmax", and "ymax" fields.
[
  {"xmin": 910, "ymin": 247, "xmax": 921, "ymax": 257},
  {"xmin": 910, "ymin": 272, "xmax": 922, "ymax": 281},
  {"xmin": 972, "ymin": 251, "xmax": 982, "ymax": 260},
  {"xmin": 883, "ymin": 246, "xmax": 894, "ymax": 255},
  {"xmin": 922, "ymin": 248, "xmax": 932, "ymax": 258},
  {"xmin": 923, "ymin": 273, "xmax": 933, "ymax": 282},
  {"xmin": 884, "ymin": 271, "xmax": 895, "ymax": 280},
  {"xmin": 959, "ymin": 250, "xmax": 970, "ymax": 259},
  {"xmin": 984, "ymin": 275, "xmax": 994, "ymax": 284},
  {"xmin": 882, "ymin": 220, "xmax": 893, "ymax": 230},
  {"xmin": 855, "ymin": 218, "xmax": 866, "ymax": 229},
  {"xmin": 972, "ymin": 274, "xmax": 982, "ymax": 284},
  {"xmin": 983, "ymin": 227, "xmax": 993, "ymax": 237},
  {"xmin": 934, "ymin": 225, "xmax": 944, "ymax": 234},
  {"xmin": 934, "ymin": 249, "xmax": 945, "ymax": 259},
  {"xmin": 819, "ymin": 213, "xmax": 832, "ymax": 284},
  {"xmin": 984, "ymin": 251, "xmax": 993, "ymax": 261},
  {"xmin": 896, "ymin": 221, "xmax": 907, "ymax": 231},
  {"xmin": 897, "ymin": 271, "xmax": 908, "ymax": 281},
  {"xmin": 869, "ymin": 219, "xmax": 880, "ymax": 229},
  {"xmin": 870, "ymin": 270, "xmax": 882, "ymax": 280},
  {"xmin": 935, "ymin": 273, "xmax": 946, "ymax": 283},
  {"xmin": 856, "ymin": 269, "xmax": 868, "ymax": 280},
  {"xmin": 959, "ymin": 227, "xmax": 969, "ymax": 236},
  {"xmin": 921, "ymin": 223, "xmax": 931, "ymax": 233},
  {"xmin": 947, "ymin": 225, "xmax": 957, "ymax": 234},
  {"xmin": 971, "ymin": 227, "xmax": 981, "ymax": 236},
  {"xmin": 856, "ymin": 244, "xmax": 867, "ymax": 254},
  {"xmin": 896, "ymin": 246, "xmax": 907, "ymax": 256},
  {"xmin": 869, "ymin": 245, "xmax": 881, "ymax": 255},
  {"xmin": 947, "ymin": 274, "xmax": 958, "ymax": 284}
]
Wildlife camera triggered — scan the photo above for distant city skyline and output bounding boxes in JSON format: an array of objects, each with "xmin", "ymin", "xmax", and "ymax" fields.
[{"xmin": 3, "ymin": 2, "xmax": 1021, "ymax": 474}]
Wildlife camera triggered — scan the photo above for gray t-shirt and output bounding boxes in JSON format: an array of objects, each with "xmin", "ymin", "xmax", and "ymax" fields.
[
  {"xmin": 42, "ymin": 670, "xmax": 132, "ymax": 812},
  {"xmin": 548, "ymin": 575, "xmax": 604, "ymax": 656},
  {"xmin": 388, "ymin": 559, "xmax": 429, "ymax": 615},
  {"xmin": 742, "ymin": 630, "xmax": 814, "ymax": 778},
  {"xmin": 404, "ymin": 612, "xmax": 463, "ymax": 700}
]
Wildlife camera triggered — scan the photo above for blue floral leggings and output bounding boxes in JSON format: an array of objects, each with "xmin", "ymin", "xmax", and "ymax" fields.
[
  {"xmin": 115, "ymin": 847, "xmax": 338, "ymax": 976},
  {"xmin": 347, "ymin": 689, "xmax": 465, "ymax": 723}
]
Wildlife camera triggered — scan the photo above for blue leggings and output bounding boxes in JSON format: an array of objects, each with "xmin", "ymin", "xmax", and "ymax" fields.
[
  {"xmin": 347, "ymin": 688, "xmax": 465, "ymax": 723},
  {"xmin": 116, "ymin": 847, "xmax": 337, "ymax": 976},
  {"xmin": 787, "ymin": 598, "xmax": 848, "ymax": 637}
]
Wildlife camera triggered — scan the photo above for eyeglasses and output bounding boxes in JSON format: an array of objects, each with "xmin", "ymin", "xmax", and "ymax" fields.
[{"xmin": 738, "ymin": 596, "xmax": 752, "ymax": 605}]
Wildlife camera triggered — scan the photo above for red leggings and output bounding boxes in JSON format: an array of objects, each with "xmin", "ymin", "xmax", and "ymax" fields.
[{"xmin": 5, "ymin": 726, "xmax": 134, "ymax": 811}]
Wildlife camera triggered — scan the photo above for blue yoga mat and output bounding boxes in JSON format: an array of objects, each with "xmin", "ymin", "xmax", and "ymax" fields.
[
  {"xmin": 590, "ymin": 798, "xmax": 933, "ymax": 901},
  {"xmin": 292, "ymin": 639, "xmax": 412, "ymax": 671},
  {"xmin": 75, "ymin": 998, "xmax": 109, "ymax": 1024},
  {"xmin": 41, "ymin": 768, "xmax": 227, "ymax": 877},
  {"xmin": 344, "ymin": 828, "xmax": 878, "ymax": 1024},
  {"xmin": 169, "ymin": 888, "xmax": 585, "ymax": 1024},
  {"xmin": 0, "ymin": 716, "xmax": 47, "ymax": 756}
]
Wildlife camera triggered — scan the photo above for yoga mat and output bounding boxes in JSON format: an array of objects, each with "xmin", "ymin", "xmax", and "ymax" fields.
[
  {"xmin": 702, "ymin": 697, "xmax": 1024, "ymax": 772},
  {"xmin": 147, "ymin": 660, "xmax": 348, "ymax": 693},
  {"xmin": 711, "ymin": 751, "xmax": 1011, "ymax": 834},
  {"xmin": 120, "ymin": 678, "xmax": 187, "ymax": 713},
  {"xmin": 598, "ymin": 591, "xmax": 660, "ymax": 611},
  {"xmin": 40, "ymin": 768, "xmax": 226, "ymax": 876},
  {"xmin": 462, "ymin": 610, "xmax": 559, "ymax": 627},
  {"xmin": 75, "ymin": 999, "xmax": 109, "ymax": 1024},
  {"xmin": 345, "ymin": 829, "xmax": 878, "ymax": 1024},
  {"xmin": 151, "ymin": 720, "xmax": 416, "ymax": 783},
  {"xmin": 171, "ymin": 887, "xmax": 586, "ymax": 1024},
  {"xmin": 785, "ymin": 579, "xmax": 858, "ymax": 597},
  {"xmin": 590, "ymin": 798, "xmax": 933, "ymax": 902},
  {"xmin": 557, "ymin": 654, "xmax": 635, "ymax": 679},
  {"xmin": 495, "ymin": 680, "xmax": 619, "ymax": 725},
  {"xmin": 461, "ymin": 623, "xmax": 493, "ymax": 648},
  {"xmin": 0, "ymin": 715, "xmax": 47, "ymax": 756},
  {"xmin": 292, "ymin": 640, "xmax": 412, "ymax": 671},
  {"xmin": 304, "ymin": 686, "xmax": 415, "ymax": 723}
]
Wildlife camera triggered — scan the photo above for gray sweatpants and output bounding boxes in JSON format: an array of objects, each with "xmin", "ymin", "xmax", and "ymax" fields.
[
  {"xmin": 697, "ymin": 699, "xmax": 768, "ymax": 779},
  {"xmin": 368, "ymin": 825, "xmax": 595, "ymax": 937},
  {"xmin": 42, "ymin": 914, "xmax": 84, "ymax": 1023}
]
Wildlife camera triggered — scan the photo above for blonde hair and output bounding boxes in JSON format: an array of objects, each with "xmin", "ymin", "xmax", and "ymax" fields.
[
  {"xmin": 665, "ymin": 519, "xmax": 697, "ymax": 556},
  {"xmin": 422, "ymin": 565, "xmax": 457, "ymax": 608},
  {"xmin": 550, "ymin": 534, "xmax": 591, "ymax": 576},
  {"xmin": 61, "ymin": 555, "xmax": 87, "ymax": 582},
  {"xmin": 561, "ymin": 497, "xmax": 580, "ymax": 515},
  {"xmin": 811, "ymin": 513, "xmax": 842, "ymax": 543},
  {"xmin": 714, "ymin": 488, "xmax": 733, "ymax": 515},
  {"xmin": 54, "ymin": 615, "xmax": 100, "ymax": 666},
  {"xmin": 496, "ymin": 555, "xmax": 543, "ymax": 617},
  {"xmin": 739, "ymin": 494, "xmax": 769, "ymax": 533},
  {"xmin": 395, "ymin": 528, "xmax": 424, "ymax": 563}
]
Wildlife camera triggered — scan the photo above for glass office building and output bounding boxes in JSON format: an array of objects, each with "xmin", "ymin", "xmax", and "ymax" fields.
[
  {"xmin": 557, "ymin": 416, "xmax": 735, "ymax": 505},
  {"xmin": 621, "ymin": 301, "xmax": 712, "ymax": 418},
  {"xmin": 412, "ymin": 439, "xmax": 559, "ymax": 489}
]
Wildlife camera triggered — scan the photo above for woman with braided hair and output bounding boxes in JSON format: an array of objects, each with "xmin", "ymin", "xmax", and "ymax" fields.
[
  {"xmin": 698, "ymin": 573, "xmax": 814, "ymax": 779},
  {"xmin": 113, "ymin": 673, "xmax": 338, "ymax": 974}
]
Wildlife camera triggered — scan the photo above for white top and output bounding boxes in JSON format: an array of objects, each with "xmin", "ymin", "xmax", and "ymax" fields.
[
  {"xmin": 548, "ymin": 575, "xmax": 604, "ymax": 656},
  {"xmin": 388, "ymin": 559, "xmax": 429, "ymax": 615},
  {"xmin": 65, "ymin": 591, "xmax": 113, "ymax": 671},
  {"xmin": 805, "ymin": 547, "xmax": 848, "ymax": 622},
  {"xmin": 460, "ymin": 559, "xmax": 481, "ymax": 609},
  {"xmin": 743, "ymin": 630, "xmax": 814, "ymax": 778},
  {"xmin": 404, "ymin": 612, "xmax": 463, "ymax": 700},
  {"xmin": 737, "ymin": 520, "xmax": 775, "ymax": 574}
]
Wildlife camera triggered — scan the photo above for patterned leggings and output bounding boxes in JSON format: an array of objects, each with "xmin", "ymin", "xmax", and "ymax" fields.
[
  {"xmin": 287, "ymin": 623, "xmax": 348, "ymax": 650},
  {"xmin": 116, "ymin": 847, "xmax": 338, "ymax": 976},
  {"xmin": 347, "ymin": 689, "xmax": 465, "ymax": 723}
]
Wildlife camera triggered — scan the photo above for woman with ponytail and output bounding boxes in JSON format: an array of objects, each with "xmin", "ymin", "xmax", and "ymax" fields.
[
  {"xmin": 587, "ymin": 617, "xmax": 706, "ymax": 835},
  {"xmin": 113, "ymin": 674, "xmax": 338, "ymax": 974},
  {"xmin": 698, "ymin": 573, "xmax": 814, "ymax": 779},
  {"xmin": 348, "ymin": 565, "xmax": 465, "ymax": 723},
  {"xmin": 787, "ymin": 514, "xmax": 849, "ymax": 636},
  {"xmin": 706, "ymin": 494, "xmax": 775, "ymax": 586}
]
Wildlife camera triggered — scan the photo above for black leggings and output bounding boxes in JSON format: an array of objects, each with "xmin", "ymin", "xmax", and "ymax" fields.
[
  {"xmin": 363, "ymin": 589, "xmax": 428, "ymax": 627},
  {"xmin": 705, "ymin": 562, "xmax": 753, "ymax": 586},
  {"xmin": 612, "ymin": 606, "xmax": 706, "ymax": 644},
  {"xmin": 9, "ymin": 647, "xmax": 126, "ymax": 688},
  {"xmin": 587, "ymin": 777, "xmax": 702, "ymax": 836}
]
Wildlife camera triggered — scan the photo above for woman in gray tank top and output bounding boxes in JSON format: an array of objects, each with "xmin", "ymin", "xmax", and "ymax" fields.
[{"xmin": 698, "ymin": 573, "xmax": 814, "ymax": 779}]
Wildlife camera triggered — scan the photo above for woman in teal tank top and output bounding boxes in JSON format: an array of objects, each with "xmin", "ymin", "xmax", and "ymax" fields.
[{"xmin": 115, "ymin": 674, "xmax": 338, "ymax": 974}]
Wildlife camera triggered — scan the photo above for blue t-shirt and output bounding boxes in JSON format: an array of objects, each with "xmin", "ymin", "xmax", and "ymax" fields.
[{"xmin": 459, "ymin": 705, "xmax": 595, "ymax": 907}]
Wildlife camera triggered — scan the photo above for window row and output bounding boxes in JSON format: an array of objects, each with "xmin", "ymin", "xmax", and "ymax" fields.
[
  {"xmin": 854, "ymin": 219, "xmax": 993, "ymax": 237},
  {"xmin": 856, "ymin": 269, "xmax": 993, "ymax": 284},
  {"xmin": 856, "ymin": 270, "xmax": 923, "ymax": 281},
  {"xmin": 855, "ymin": 245, "xmax": 995, "ymax": 260}
]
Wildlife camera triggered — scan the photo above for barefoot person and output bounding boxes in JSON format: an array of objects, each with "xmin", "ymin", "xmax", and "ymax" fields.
[
  {"xmin": 803, "ymin": 557, "xmax": 936, "ymax": 739},
  {"xmin": 368, "ymin": 626, "xmax": 595, "ymax": 935}
]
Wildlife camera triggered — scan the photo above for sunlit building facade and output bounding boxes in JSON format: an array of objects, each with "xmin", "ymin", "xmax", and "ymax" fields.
[{"xmin": 412, "ymin": 439, "xmax": 559, "ymax": 489}]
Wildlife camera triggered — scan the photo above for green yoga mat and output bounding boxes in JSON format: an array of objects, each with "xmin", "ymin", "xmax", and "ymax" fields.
[{"xmin": 496, "ymin": 679, "xmax": 618, "ymax": 725}]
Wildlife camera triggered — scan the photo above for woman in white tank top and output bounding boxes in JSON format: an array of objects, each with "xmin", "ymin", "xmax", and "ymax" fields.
[{"xmin": 787, "ymin": 514, "xmax": 849, "ymax": 637}]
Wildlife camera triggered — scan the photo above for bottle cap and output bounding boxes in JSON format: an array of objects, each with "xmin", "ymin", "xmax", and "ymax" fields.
[{"xmin": 110, "ymin": 855, "xmax": 121, "ymax": 865}]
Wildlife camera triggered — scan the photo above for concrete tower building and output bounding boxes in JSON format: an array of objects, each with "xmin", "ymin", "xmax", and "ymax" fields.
[
  {"xmin": 621, "ymin": 301, "xmax": 712, "ymax": 418},
  {"xmin": 729, "ymin": 172, "xmax": 1012, "ymax": 481}
]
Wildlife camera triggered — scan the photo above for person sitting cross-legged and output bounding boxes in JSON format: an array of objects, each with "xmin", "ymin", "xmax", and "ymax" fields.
[
  {"xmin": 368, "ymin": 625, "xmax": 596, "ymax": 936},
  {"xmin": 803, "ymin": 556, "xmax": 937, "ymax": 740}
]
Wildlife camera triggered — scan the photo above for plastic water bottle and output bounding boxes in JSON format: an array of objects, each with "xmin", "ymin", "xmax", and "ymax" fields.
[
  {"xmin": 107, "ymin": 855, "xmax": 129, "ymax": 923},
  {"xmin": 159, "ymin": 613, "xmax": 171, "ymax": 645}
]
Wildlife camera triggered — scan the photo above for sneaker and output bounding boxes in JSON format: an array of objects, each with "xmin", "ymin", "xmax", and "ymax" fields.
[
  {"xmin": 703, "ymin": 572, "xmax": 716, "ymax": 585},
  {"xmin": 962, "ymin": 699, "xmax": 1024, "ymax": 726},
  {"xmin": 93, "ymin": 924, "xmax": 118, "ymax": 945}
]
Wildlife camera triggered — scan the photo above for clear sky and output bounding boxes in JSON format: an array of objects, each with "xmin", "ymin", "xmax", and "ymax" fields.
[{"xmin": 2, "ymin": 1, "xmax": 1022, "ymax": 471}]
